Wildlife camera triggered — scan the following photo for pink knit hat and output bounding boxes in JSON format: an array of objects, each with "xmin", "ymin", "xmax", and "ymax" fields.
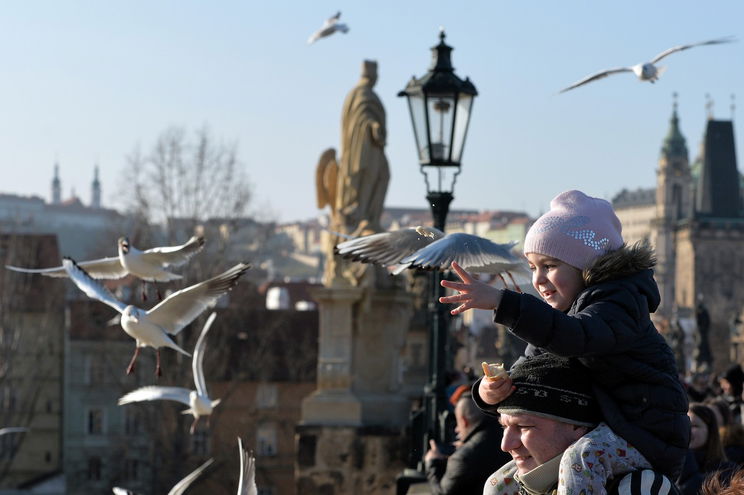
[{"xmin": 523, "ymin": 190, "xmax": 623, "ymax": 270}]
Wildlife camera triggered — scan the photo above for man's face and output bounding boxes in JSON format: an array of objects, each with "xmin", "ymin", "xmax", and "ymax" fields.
[{"xmin": 500, "ymin": 412, "xmax": 587, "ymax": 475}]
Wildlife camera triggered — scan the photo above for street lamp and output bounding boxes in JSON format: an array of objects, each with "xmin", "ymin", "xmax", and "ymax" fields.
[{"xmin": 398, "ymin": 28, "xmax": 477, "ymax": 468}]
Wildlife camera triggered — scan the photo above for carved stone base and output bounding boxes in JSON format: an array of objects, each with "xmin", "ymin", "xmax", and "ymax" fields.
[{"xmin": 296, "ymin": 424, "xmax": 407, "ymax": 495}]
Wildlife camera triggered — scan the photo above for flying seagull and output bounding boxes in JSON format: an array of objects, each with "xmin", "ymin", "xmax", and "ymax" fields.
[
  {"xmin": 334, "ymin": 226, "xmax": 528, "ymax": 290},
  {"xmin": 118, "ymin": 312, "xmax": 222, "ymax": 434},
  {"xmin": 113, "ymin": 458, "xmax": 214, "ymax": 495},
  {"xmin": 6, "ymin": 235, "xmax": 205, "ymax": 300},
  {"xmin": 307, "ymin": 11, "xmax": 349, "ymax": 44},
  {"xmin": 559, "ymin": 36, "xmax": 736, "ymax": 93},
  {"xmin": 237, "ymin": 438, "xmax": 258, "ymax": 495},
  {"xmin": 63, "ymin": 257, "xmax": 250, "ymax": 376},
  {"xmin": 0, "ymin": 426, "xmax": 29, "ymax": 436}
]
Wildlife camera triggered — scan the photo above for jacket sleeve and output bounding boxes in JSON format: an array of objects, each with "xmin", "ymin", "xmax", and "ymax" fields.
[
  {"xmin": 494, "ymin": 285, "xmax": 648, "ymax": 358},
  {"xmin": 470, "ymin": 377, "xmax": 500, "ymax": 417}
]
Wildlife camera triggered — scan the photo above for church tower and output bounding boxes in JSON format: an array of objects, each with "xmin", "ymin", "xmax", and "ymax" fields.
[
  {"xmin": 51, "ymin": 162, "xmax": 62, "ymax": 204},
  {"xmin": 91, "ymin": 165, "xmax": 101, "ymax": 209},
  {"xmin": 653, "ymin": 96, "xmax": 692, "ymax": 318}
]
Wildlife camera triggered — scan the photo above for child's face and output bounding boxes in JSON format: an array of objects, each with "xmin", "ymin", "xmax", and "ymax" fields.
[{"xmin": 526, "ymin": 253, "xmax": 585, "ymax": 311}]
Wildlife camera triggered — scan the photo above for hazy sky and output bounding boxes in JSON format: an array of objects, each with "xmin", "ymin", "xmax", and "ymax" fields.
[{"xmin": 1, "ymin": 1, "xmax": 742, "ymax": 223}]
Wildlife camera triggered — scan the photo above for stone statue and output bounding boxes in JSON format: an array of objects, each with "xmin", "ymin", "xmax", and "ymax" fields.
[
  {"xmin": 694, "ymin": 297, "xmax": 713, "ymax": 371},
  {"xmin": 316, "ymin": 60, "xmax": 391, "ymax": 287}
]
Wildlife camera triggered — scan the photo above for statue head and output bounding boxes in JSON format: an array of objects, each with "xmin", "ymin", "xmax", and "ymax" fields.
[{"xmin": 361, "ymin": 60, "xmax": 378, "ymax": 86}]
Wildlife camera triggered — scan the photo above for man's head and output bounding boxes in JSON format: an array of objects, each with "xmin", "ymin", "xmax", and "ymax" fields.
[
  {"xmin": 454, "ymin": 393, "xmax": 484, "ymax": 441},
  {"xmin": 497, "ymin": 354, "xmax": 600, "ymax": 475}
]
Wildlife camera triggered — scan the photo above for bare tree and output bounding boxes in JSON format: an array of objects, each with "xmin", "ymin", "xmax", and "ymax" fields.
[{"xmin": 119, "ymin": 126, "xmax": 253, "ymax": 244}]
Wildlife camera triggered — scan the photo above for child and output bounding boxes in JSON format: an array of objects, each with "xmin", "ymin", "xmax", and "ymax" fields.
[{"xmin": 440, "ymin": 190, "xmax": 690, "ymax": 495}]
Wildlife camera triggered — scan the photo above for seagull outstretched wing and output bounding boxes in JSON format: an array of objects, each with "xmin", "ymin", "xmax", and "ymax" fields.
[
  {"xmin": 140, "ymin": 236, "xmax": 205, "ymax": 268},
  {"xmin": 146, "ymin": 263, "xmax": 250, "ymax": 335},
  {"xmin": 651, "ymin": 36, "xmax": 736, "ymax": 63},
  {"xmin": 117, "ymin": 386, "xmax": 192, "ymax": 407},
  {"xmin": 559, "ymin": 67, "xmax": 633, "ymax": 93},
  {"xmin": 168, "ymin": 458, "xmax": 215, "ymax": 495},
  {"xmin": 398, "ymin": 234, "xmax": 524, "ymax": 274},
  {"xmin": 63, "ymin": 258, "xmax": 128, "ymax": 314},
  {"xmin": 193, "ymin": 312, "xmax": 217, "ymax": 398},
  {"xmin": 334, "ymin": 227, "xmax": 444, "ymax": 266},
  {"xmin": 238, "ymin": 438, "xmax": 258, "ymax": 495},
  {"xmin": 7, "ymin": 256, "xmax": 125, "ymax": 279}
]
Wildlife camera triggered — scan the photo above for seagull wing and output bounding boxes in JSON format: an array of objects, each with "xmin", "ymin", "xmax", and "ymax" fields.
[
  {"xmin": 0, "ymin": 427, "xmax": 29, "ymax": 436},
  {"xmin": 62, "ymin": 258, "xmax": 127, "ymax": 314},
  {"xmin": 6, "ymin": 256, "xmax": 125, "ymax": 279},
  {"xmin": 400, "ymin": 233, "xmax": 523, "ymax": 273},
  {"xmin": 559, "ymin": 67, "xmax": 633, "ymax": 93},
  {"xmin": 146, "ymin": 263, "xmax": 250, "ymax": 335},
  {"xmin": 651, "ymin": 36, "xmax": 736, "ymax": 63},
  {"xmin": 334, "ymin": 227, "xmax": 445, "ymax": 266},
  {"xmin": 140, "ymin": 236, "xmax": 205, "ymax": 268},
  {"xmin": 238, "ymin": 438, "xmax": 258, "ymax": 495},
  {"xmin": 168, "ymin": 458, "xmax": 215, "ymax": 495},
  {"xmin": 193, "ymin": 312, "xmax": 217, "ymax": 397},
  {"xmin": 117, "ymin": 386, "xmax": 192, "ymax": 407}
]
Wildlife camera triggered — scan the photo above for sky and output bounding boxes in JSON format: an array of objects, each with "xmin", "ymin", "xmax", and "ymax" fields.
[{"xmin": 1, "ymin": 1, "xmax": 742, "ymax": 224}]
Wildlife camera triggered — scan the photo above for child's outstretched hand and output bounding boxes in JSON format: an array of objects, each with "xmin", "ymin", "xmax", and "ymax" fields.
[
  {"xmin": 439, "ymin": 261, "xmax": 504, "ymax": 315},
  {"xmin": 478, "ymin": 375, "xmax": 515, "ymax": 406}
]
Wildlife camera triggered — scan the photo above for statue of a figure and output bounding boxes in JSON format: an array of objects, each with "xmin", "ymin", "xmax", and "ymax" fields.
[
  {"xmin": 694, "ymin": 297, "xmax": 713, "ymax": 371},
  {"xmin": 316, "ymin": 60, "xmax": 391, "ymax": 287}
]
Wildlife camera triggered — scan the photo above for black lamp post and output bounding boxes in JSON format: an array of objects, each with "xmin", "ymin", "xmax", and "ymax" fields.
[{"xmin": 398, "ymin": 29, "xmax": 477, "ymax": 468}]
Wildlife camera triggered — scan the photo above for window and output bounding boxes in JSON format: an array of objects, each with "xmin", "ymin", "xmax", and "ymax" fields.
[
  {"xmin": 86, "ymin": 408, "xmax": 104, "ymax": 435},
  {"xmin": 124, "ymin": 408, "xmax": 141, "ymax": 436},
  {"xmin": 124, "ymin": 459, "xmax": 140, "ymax": 480},
  {"xmin": 191, "ymin": 429, "xmax": 210, "ymax": 456},
  {"xmin": 256, "ymin": 423, "xmax": 278, "ymax": 457},
  {"xmin": 86, "ymin": 355, "xmax": 106, "ymax": 384},
  {"xmin": 87, "ymin": 456, "xmax": 102, "ymax": 481},
  {"xmin": 0, "ymin": 385, "xmax": 17, "ymax": 411},
  {"xmin": 256, "ymin": 384, "xmax": 278, "ymax": 409}
]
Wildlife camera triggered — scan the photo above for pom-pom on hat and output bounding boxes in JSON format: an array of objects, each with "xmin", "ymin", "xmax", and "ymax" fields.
[
  {"xmin": 523, "ymin": 190, "xmax": 623, "ymax": 270},
  {"xmin": 497, "ymin": 353, "xmax": 600, "ymax": 427}
]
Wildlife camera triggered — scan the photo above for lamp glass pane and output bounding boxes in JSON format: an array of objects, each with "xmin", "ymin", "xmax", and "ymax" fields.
[
  {"xmin": 406, "ymin": 94, "xmax": 429, "ymax": 163},
  {"xmin": 426, "ymin": 94, "xmax": 455, "ymax": 163},
  {"xmin": 451, "ymin": 94, "xmax": 473, "ymax": 164}
]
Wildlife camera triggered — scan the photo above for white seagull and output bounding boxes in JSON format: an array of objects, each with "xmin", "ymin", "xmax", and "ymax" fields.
[
  {"xmin": 0, "ymin": 426, "xmax": 30, "ymax": 436},
  {"xmin": 307, "ymin": 11, "xmax": 349, "ymax": 44},
  {"xmin": 7, "ymin": 236, "xmax": 205, "ymax": 300},
  {"xmin": 334, "ymin": 227, "xmax": 529, "ymax": 290},
  {"xmin": 62, "ymin": 257, "xmax": 250, "ymax": 376},
  {"xmin": 113, "ymin": 458, "xmax": 214, "ymax": 495},
  {"xmin": 559, "ymin": 36, "xmax": 736, "ymax": 93},
  {"xmin": 118, "ymin": 312, "xmax": 222, "ymax": 434},
  {"xmin": 237, "ymin": 438, "xmax": 257, "ymax": 495}
]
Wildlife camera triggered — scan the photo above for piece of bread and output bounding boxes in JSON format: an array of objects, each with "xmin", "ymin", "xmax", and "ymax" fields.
[{"xmin": 481, "ymin": 362, "xmax": 508, "ymax": 382}]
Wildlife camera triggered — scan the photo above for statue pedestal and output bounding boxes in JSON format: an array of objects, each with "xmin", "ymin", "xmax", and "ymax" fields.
[
  {"xmin": 297, "ymin": 284, "xmax": 413, "ymax": 493},
  {"xmin": 300, "ymin": 286, "xmax": 412, "ymax": 427}
]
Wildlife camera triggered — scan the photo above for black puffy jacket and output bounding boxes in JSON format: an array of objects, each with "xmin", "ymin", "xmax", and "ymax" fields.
[{"xmin": 485, "ymin": 243, "xmax": 690, "ymax": 479}]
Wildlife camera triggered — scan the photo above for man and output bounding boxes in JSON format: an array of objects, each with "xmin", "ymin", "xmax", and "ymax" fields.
[
  {"xmin": 425, "ymin": 386, "xmax": 511, "ymax": 494},
  {"xmin": 484, "ymin": 354, "xmax": 680, "ymax": 495}
]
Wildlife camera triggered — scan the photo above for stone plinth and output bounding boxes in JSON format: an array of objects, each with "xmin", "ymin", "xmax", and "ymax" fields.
[
  {"xmin": 298, "ymin": 285, "xmax": 414, "ymax": 494},
  {"xmin": 296, "ymin": 425, "xmax": 407, "ymax": 495},
  {"xmin": 301, "ymin": 286, "xmax": 413, "ymax": 427}
]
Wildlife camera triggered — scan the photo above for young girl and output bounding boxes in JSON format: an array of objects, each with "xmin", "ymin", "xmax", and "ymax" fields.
[{"xmin": 440, "ymin": 190, "xmax": 690, "ymax": 495}]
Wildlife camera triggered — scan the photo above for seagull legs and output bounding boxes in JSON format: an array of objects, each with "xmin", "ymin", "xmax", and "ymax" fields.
[
  {"xmin": 140, "ymin": 282, "xmax": 148, "ymax": 302},
  {"xmin": 155, "ymin": 349, "xmax": 163, "ymax": 378},
  {"xmin": 190, "ymin": 416, "xmax": 201, "ymax": 435},
  {"xmin": 126, "ymin": 347, "xmax": 141, "ymax": 375},
  {"xmin": 506, "ymin": 271, "xmax": 523, "ymax": 293}
]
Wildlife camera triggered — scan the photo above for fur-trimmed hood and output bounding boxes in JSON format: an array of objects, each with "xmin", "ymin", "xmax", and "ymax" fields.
[{"xmin": 582, "ymin": 241, "xmax": 657, "ymax": 287}]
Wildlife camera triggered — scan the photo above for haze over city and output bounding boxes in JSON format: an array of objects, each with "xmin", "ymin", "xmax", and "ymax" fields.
[{"xmin": 2, "ymin": 1, "xmax": 742, "ymax": 222}]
